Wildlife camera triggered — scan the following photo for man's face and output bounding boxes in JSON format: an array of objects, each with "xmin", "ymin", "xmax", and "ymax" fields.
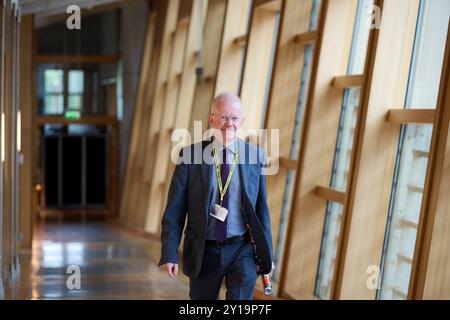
[{"xmin": 209, "ymin": 102, "xmax": 244, "ymax": 143}]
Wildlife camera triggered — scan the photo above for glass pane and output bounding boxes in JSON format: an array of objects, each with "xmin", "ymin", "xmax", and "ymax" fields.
[
  {"xmin": 315, "ymin": 201, "xmax": 344, "ymax": 299},
  {"xmin": 405, "ymin": 0, "xmax": 450, "ymax": 109},
  {"xmin": 331, "ymin": 88, "xmax": 360, "ymax": 191},
  {"xmin": 348, "ymin": 0, "xmax": 374, "ymax": 75},
  {"xmin": 308, "ymin": 0, "xmax": 322, "ymax": 31},
  {"xmin": 44, "ymin": 95, "xmax": 64, "ymax": 114},
  {"xmin": 378, "ymin": 124, "xmax": 433, "ymax": 300},
  {"xmin": 69, "ymin": 70, "xmax": 84, "ymax": 94},
  {"xmin": 314, "ymin": 88, "xmax": 360, "ymax": 300},
  {"xmin": 44, "ymin": 69, "xmax": 63, "ymax": 93},
  {"xmin": 68, "ymin": 95, "xmax": 82, "ymax": 111}
]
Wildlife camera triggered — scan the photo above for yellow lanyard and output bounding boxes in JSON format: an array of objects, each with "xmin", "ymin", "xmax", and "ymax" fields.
[{"xmin": 213, "ymin": 146, "xmax": 239, "ymax": 205}]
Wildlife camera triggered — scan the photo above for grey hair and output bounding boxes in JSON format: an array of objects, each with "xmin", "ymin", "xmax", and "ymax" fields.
[{"xmin": 210, "ymin": 92, "xmax": 243, "ymax": 114}]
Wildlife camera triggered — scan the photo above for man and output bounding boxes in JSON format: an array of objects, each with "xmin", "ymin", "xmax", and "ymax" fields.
[{"xmin": 159, "ymin": 92, "xmax": 274, "ymax": 300}]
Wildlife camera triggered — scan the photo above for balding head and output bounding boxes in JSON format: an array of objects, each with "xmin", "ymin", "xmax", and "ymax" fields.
[
  {"xmin": 210, "ymin": 92, "xmax": 243, "ymax": 114},
  {"xmin": 209, "ymin": 92, "xmax": 245, "ymax": 144}
]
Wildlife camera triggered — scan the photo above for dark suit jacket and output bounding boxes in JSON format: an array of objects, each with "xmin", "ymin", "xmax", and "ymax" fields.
[{"xmin": 158, "ymin": 138, "xmax": 274, "ymax": 279}]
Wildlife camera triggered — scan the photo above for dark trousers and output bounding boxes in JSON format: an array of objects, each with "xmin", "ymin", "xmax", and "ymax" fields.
[{"xmin": 189, "ymin": 240, "xmax": 257, "ymax": 300}]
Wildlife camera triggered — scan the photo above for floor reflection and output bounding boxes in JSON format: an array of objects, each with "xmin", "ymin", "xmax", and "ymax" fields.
[{"xmin": 30, "ymin": 220, "xmax": 189, "ymax": 300}]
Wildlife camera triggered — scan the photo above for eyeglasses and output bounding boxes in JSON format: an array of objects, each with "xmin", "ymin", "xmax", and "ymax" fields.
[{"xmin": 212, "ymin": 114, "xmax": 242, "ymax": 123}]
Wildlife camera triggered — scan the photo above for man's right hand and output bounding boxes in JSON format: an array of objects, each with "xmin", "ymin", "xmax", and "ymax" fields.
[{"xmin": 159, "ymin": 263, "xmax": 179, "ymax": 278}]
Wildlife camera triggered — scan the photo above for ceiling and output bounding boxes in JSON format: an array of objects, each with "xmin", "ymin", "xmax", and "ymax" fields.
[
  {"xmin": 19, "ymin": 0, "xmax": 130, "ymax": 27},
  {"xmin": 19, "ymin": 0, "xmax": 127, "ymax": 15}
]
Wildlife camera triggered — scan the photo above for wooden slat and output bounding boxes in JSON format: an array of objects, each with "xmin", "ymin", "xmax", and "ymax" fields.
[
  {"xmin": 293, "ymin": 30, "xmax": 318, "ymax": 45},
  {"xmin": 34, "ymin": 54, "xmax": 119, "ymax": 64},
  {"xmin": 314, "ymin": 186, "xmax": 346, "ymax": 204},
  {"xmin": 412, "ymin": 21, "xmax": 450, "ymax": 299},
  {"xmin": 279, "ymin": 157, "xmax": 298, "ymax": 170},
  {"xmin": 407, "ymin": 184, "xmax": 424, "ymax": 193},
  {"xmin": 413, "ymin": 149, "xmax": 429, "ymax": 158},
  {"xmin": 397, "ymin": 252, "xmax": 413, "ymax": 264},
  {"xmin": 255, "ymin": 0, "xmax": 282, "ymax": 12},
  {"xmin": 233, "ymin": 34, "xmax": 248, "ymax": 46},
  {"xmin": 399, "ymin": 217, "xmax": 418, "ymax": 229},
  {"xmin": 332, "ymin": 74, "xmax": 364, "ymax": 89},
  {"xmin": 386, "ymin": 109, "xmax": 435, "ymax": 124}
]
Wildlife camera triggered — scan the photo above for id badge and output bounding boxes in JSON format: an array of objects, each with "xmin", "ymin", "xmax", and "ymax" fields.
[{"xmin": 210, "ymin": 204, "xmax": 229, "ymax": 222}]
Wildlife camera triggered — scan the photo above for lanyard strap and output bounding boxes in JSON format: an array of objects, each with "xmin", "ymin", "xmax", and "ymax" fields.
[{"xmin": 213, "ymin": 146, "xmax": 238, "ymax": 204}]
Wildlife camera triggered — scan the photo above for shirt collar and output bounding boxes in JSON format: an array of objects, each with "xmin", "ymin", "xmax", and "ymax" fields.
[{"xmin": 213, "ymin": 137, "xmax": 238, "ymax": 155}]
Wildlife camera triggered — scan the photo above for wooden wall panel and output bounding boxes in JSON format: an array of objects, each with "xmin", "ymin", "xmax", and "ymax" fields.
[
  {"xmin": 120, "ymin": 0, "xmax": 179, "ymax": 229},
  {"xmin": 280, "ymin": 0, "xmax": 358, "ymax": 299},
  {"xmin": 337, "ymin": 0, "xmax": 420, "ymax": 299},
  {"xmin": 189, "ymin": 0, "xmax": 227, "ymax": 139},
  {"xmin": 19, "ymin": 14, "xmax": 33, "ymax": 250},
  {"xmin": 145, "ymin": 4, "xmax": 191, "ymax": 234},
  {"xmin": 264, "ymin": 0, "xmax": 314, "ymax": 273},
  {"xmin": 414, "ymin": 22, "xmax": 450, "ymax": 300},
  {"xmin": 120, "ymin": 9, "xmax": 158, "ymax": 226},
  {"xmin": 159, "ymin": 0, "xmax": 209, "ymax": 230},
  {"xmin": 240, "ymin": 1, "xmax": 279, "ymax": 132},
  {"xmin": 214, "ymin": 0, "xmax": 251, "ymax": 95}
]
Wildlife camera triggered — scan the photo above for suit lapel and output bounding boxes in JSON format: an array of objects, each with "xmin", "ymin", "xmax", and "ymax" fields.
[
  {"xmin": 201, "ymin": 140, "xmax": 215, "ymax": 214},
  {"xmin": 237, "ymin": 139, "xmax": 250, "ymax": 198}
]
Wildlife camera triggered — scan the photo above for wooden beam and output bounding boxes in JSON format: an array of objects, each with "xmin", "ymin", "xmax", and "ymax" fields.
[
  {"xmin": 255, "ymin": 0, "xmax": 282, "ymax": 12},
  {"xmin": 279, "ymin": 157, "xmax": 298, "ymax": 170},
  {"xmin": 34, "ymin": 54, "xmax": 119, "ymax": 64},
  {"xmin": 386, "ymin": 109, "xmax": 436, "ymax": 124},
  {"xmin": 233, "ymin": 34, "xmax": 248, "ymax": 46},
  {"xmin": 411, "ymin": 21, "xmax": 450, "ymax": 300},
  {"xmin": 332, "ymin": 74, "xmax": 364, "ymax": 89},
  {"xmin": 314, "ymin": 186, "xmax": 346, "ymax": 204},
  {"xmin": 293, "ymin": 30, "xmax": 318, "ymax": 45}
]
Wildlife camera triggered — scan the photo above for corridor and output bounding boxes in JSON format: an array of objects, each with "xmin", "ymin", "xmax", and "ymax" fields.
[{"xmin": 27, "ymin": 219, "xmax": 189, "ymax": 299}]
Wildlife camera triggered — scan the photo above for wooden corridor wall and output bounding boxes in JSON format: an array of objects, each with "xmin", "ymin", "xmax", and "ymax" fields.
[{"xmin": 121, "ymin": 0, "xmax": 450, "ymax": 300}]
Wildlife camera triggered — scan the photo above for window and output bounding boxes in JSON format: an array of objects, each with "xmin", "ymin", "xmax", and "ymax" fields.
[
  {"xmin": 44, "ymin": 69, "xmax": 64, "ymax": 115},
  {"xmin": 68, "ymin": 70, "xmax": 84, "ymax": 111},
  {"xmin": 38, "ymin": 63, "xmax": 115, "ymax": 116},
  {"xmin": 42, "ymin": 68, "xmax": 84, "ymax": 115},
  {"xmin": 378, "ymin": 0, "xmax": 450, "ymax": 300}
]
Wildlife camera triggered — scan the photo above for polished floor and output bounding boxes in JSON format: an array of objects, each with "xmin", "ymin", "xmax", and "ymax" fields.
[{"xmin": 13, "ymin": 219, "xmax": 190, "ymax": 299}]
